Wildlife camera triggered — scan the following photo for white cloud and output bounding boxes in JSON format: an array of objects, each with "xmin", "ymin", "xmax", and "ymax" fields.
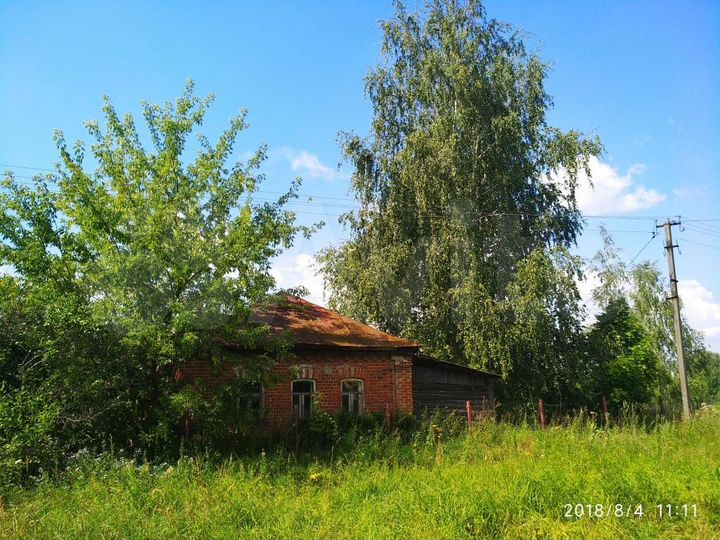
[
  {"xmin": 279, "ymin": 148, "xmax": 347, "ymax": 181},
  {"xmin": 678, "ymin": 279, "xmax": 720, "ymax": 352},
  {"xmin": 553, "ymin": 156, "xmax": 666, "ymax": 215},
  {"xmin": 270, "ymin": 253, "xmax": 326, "ymax": 306}
]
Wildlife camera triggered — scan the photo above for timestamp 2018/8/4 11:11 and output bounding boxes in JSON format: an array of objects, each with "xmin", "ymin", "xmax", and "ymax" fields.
[{"xmin": 564, "ymin": 503, "xmax": 698, "ymax": 519}]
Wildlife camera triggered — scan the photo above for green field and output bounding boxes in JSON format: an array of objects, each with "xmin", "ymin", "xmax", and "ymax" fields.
[{"xmin": 2, "ymin": 410, "xmax": 719, "ymax": 540}]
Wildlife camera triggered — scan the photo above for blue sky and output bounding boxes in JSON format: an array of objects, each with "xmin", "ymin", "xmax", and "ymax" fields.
[{"xmin": 1, "ymin": 1, "xmax": 719, "ymax": 349}]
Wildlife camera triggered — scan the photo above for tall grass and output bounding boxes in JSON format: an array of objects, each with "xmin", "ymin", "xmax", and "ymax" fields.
[{"xmin": 1, "ymin": 408, "xmax": 719, "ymax": 539}]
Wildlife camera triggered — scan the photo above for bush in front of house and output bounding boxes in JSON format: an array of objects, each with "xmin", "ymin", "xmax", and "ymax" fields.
[{"xmin": 301, "ymin": 409, "xmax": 338, "ymax": 449}]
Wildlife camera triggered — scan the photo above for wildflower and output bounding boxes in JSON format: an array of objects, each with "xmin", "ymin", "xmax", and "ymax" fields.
[{"xmin": 309, "ymin": 472, "xmax": 327, "ymax": 484}]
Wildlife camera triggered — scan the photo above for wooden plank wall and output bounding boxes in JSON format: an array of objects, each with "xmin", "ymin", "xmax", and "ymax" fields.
[{"xmin": 412, "ymin": 363, "xmax": 495, "ymax": 416}]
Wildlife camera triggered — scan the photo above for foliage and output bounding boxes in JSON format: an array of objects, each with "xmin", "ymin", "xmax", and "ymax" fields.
[
  {"xmin": 301, "ymin": 409, "xmax": 338, "ymax": 450},
  {"xmin": 2, "ymin": 412, "xmax": 719, "ymax": 539},
  {"xmin": 686, "ymin": 347, "xmax": 720, "ymax": 407},
  {"xmin": 585, "ymin": 299, "xmax": 664, "ymax": 410},
  {"xmin": 319, "ymin": 0, "xmax": 601, "ymax": 403},
  {"xmin": 0, "ymin": 82, "xmax": 315, "ymax": 476},
  {"xmin": 168, "ymin": 381, "xmax": 266, "ymax": 453},
  {"xmin": 502, "ymin": 248, "xmax": 586, "ymax": 406},
  {"xmin": 588, "ymin": 229, "xmax": 720, "ymax": 412},
  {"xmin": 0, "ymin": 385, "xmax": 61, "ymax": 487},
  {"xmin": 335, "ymin": 410, "xmax": 385, "ymax": 434}
]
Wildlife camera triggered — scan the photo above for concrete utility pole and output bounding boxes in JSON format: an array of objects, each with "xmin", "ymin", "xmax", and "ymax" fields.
[{"xmin": 657, "ymin": 219, "xmax": 691, "ymax": 420}]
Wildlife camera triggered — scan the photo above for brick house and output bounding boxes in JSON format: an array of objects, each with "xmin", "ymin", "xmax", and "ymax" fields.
[{"xmin": 178, "ymin": 296, "xmax": 498, "ymax": 430}]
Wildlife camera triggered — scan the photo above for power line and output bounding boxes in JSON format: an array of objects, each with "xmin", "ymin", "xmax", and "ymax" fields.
[
  {"xmin": 695, "ymin": 221, "xmax": 720, "ymax": 231},
  {"xmin": 0, "ymin": 162, "xmax": 672, "ymax": 220},
  {"xmin": 677, "ymin": 237, "xmax": 720, "ymax": 252},
  {"xmin": 683, "ymin": 223, "xmax": 720, "ymax": 239},
  {"xmin": 628, "ymin": 230, "xmax": 658, "ymax": 265},
  {"xmin": 696, "ymin": 224, "xmax": 720, "ymax": 234},
  {"xmin": 0, "ymin": 184, "xmax": 669, "ymax": 224},
  {"xmin": 0, "ymin": 163, "xmax": 55, "ymax": 172},
  {"xmin": 0, "ymin": 175, "xmax": 672, "ymax": 222},
  {"xmin": 3, "ymin": 161, "xmax": 719, "ymax": 227}
]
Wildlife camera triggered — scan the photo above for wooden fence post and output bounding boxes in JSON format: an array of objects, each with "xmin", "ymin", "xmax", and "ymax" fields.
[
  {"xmin": 384, "ymin": 403, "xmax": 392, "ymax": 429},
  {"xmin": 538, "ymin": 399, "xmax": 546, "ymax": 430},
  {"xmin": 466, "ymin": 400, "xmax": 473, "ymax": 429}
]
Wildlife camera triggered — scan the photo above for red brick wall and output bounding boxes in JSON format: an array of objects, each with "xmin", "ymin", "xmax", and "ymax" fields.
[{"xmin": 177, "ymin": 349, "xmax": 414, "ymax": 430}]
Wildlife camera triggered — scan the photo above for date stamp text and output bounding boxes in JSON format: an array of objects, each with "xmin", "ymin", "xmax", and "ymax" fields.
[{"xmin": 563, "ymin": 503, "xmax": 698, "ymax": 519}]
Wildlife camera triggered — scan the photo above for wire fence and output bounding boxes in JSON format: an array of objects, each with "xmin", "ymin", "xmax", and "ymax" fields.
[{"xmin": 458, "ymin": 398, "xmax": 689, "ymax": 431}]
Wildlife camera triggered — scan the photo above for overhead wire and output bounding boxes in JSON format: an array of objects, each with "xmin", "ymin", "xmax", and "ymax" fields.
[
  {"xmin": 683, "ymin": 224, "xmax": 720, "ymax": 240},
  {"xmin": 628, "ymin": 231, "xmax": 658, "ymax": 265},
  {"xmin": 677, "ymin": 237, "xmax": 720, "ymax": 252},
  {"xmin": 3, "ymin": 162, "xmax": 720, "ymax": 275},
  {"xmin": 2, "ymin": 162, "xmax": 720, "ymax": 235},
  {"xmin": 0, "ymin": 173, "xmax": 673, "ymax": 223}
]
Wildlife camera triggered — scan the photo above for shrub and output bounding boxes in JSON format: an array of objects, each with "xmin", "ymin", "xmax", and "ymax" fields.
[
  {"xmin": 302, "ymin": 409, "xmax": 338, "ymax": 449},
  {"xmin": 0, "ymin": 384, "xmax": 61, "ymax": 488},
  {"xmin": 395, "ymin": 412, "xmax": 418, "ymax": 435}
]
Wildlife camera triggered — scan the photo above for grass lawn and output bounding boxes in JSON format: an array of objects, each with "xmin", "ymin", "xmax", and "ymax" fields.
[{"xmin": 1, "ymin": 410, "xmax": 719, "ymax": 539}]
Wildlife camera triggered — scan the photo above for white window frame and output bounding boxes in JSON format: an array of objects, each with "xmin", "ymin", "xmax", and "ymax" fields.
[
  {"xmin": 291, "ymin": 379, "xmax": 315, "ymax": 419},
  {"xmin": 341, "ymin": 378, "xmax": 364, "ymax": 415}
]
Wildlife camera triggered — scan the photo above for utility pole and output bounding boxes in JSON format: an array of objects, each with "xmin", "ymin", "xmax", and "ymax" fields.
[{"xmin": 656, "ymin": 219, "xmax": 691, "ymax": 420}]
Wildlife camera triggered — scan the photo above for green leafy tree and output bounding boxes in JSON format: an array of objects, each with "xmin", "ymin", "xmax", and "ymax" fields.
[
  {"xmin": 630, "ymin": 265, "xmax": 720, "ymax": 409},
  {"xmin": 502, "ymin": 248, "xmax": 587, "ymax": 406},
  {"xmin": 686, "ymin": 348, "xmax": 720, "ymax": 407},
  {"xmin": 0, "ymin": 81, "xmax": 315, "ymax": 460},
  {"xmin": 319, "ymin": 0, "xmax": 600, "ymax": 405},
  {"xmin": 589, "ymin": 230, "xmax": 720, "ymax": 412},
  {"xmin": 586, "ymin": 298, "xmax": 664, "ymax": 410}
]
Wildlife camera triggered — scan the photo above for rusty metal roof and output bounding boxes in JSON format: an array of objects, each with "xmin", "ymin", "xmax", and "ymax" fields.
[{"xmin": 250, "ymin": 296, "xmax": 419, "ymax": 350}]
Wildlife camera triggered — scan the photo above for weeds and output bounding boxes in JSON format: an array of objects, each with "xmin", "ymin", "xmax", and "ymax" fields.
[{"xmin": 1, "ymin": 410, "xmax": 719, "ymax": 539}]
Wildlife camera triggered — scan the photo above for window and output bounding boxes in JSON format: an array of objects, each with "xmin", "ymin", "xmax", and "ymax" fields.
[
  {"xmin": 341, "ymin": 379, "xmax": 364, "ymax": 415},
  {"xmin": 292, "ymin": 379, "xmax": 315, "ymax": 418},
  {"xmin": 238, "ymin": 382, "xmax": 263, "ymax": 418}
]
